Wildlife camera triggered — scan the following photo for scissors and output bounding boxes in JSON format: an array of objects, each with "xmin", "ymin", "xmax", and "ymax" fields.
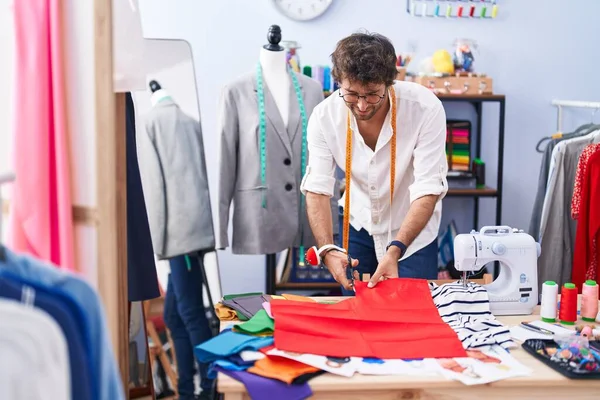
[{"xmin": 345, "ymin": 252, "xmax": 359, "ymax": 289}]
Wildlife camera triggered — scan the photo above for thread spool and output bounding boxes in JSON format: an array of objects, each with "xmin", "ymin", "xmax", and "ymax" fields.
[
  {"xmin": 559, "ymin": 283, "xmax": 578, "ymax": 325},
  {"xmin": 540, "ymin": 280, "xmax": 559, "ymax": 322},
  {"xmin": 581, "ymin": 280, "xmax": 599, "ymax": 322}
]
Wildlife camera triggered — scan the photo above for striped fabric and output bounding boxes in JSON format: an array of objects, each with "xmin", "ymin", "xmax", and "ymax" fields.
[{"xmin": 428, "ymin": 281, "xmax": 515, "ymax": 350}]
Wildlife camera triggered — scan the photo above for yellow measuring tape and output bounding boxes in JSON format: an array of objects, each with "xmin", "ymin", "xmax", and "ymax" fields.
[{"xmin": 343, "ymin": 85, "xmax": 397, "ymax": 252}]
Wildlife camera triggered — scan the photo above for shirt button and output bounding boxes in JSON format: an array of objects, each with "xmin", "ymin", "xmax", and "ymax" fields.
[
  {"xmin": 371, "ymin": 186, "xmax": 376, "ymax": 191},
  {"xmin": 370, "ymin": 160, "xmax": 374, "ymax": 165},
  {"xmin": 283, "ymin": 158, "xmax": 291, "ymax": 165},
  {"xmin": 285, "ymin": 183, "xmax": 293, "ymax": 191}
]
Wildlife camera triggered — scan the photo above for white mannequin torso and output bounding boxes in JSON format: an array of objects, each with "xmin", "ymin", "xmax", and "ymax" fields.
[{"xmin": 259, "ymin": 47, "xmax": 290, "ymax": 128}]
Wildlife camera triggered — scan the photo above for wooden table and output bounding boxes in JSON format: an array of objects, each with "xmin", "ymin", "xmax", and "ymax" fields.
[{"xmin": 216, "ymin": 297, "xmax": 600, "ymax": 400}]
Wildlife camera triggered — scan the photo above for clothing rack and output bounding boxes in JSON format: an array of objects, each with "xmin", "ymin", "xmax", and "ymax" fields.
[{"xmin": 551, "ymin": 100, "xmax": 600, "ymax": 132}]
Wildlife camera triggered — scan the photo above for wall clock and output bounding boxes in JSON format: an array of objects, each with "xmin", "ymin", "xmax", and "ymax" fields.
[{"xmin": 272, "ymin": 0, "xmax": 334, "ymax": 21}]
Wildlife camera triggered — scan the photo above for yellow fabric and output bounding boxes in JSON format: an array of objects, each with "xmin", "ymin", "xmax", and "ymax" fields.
[
  {"xmin": 270, "ymin": 295, "xmax": 285, "ymax": 300},
  {"xmin": 215, "ymin": 303, "xmax": 237, "ymax": 321},
  {"xmin": 231, "ymin": 327, "xmax": 273, "ymax": 337},
  {"xmin": 280, "ymin": 294, "xmax": 316, "ymax": 302}
]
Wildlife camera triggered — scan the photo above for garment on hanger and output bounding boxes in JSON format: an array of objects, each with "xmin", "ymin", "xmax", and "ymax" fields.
[
  {"xmin": 429, "ymin": 281, "xmax": 514, "ymax": 349},
  {"xmin": 216, "ymin": 69, "xmax": 339, "ymax": 255},
  {"xmin": 572, "ymin": 143, "xmax": 600, "ymax": 220},
  {"xmin": 125, "ymin": 93, "xmax": 161, "ymax": 302},
  {"xmin": 137, "ymin": 96, "xmax": 215, "ymax": 259},
  {"xmin": 538, "ymin": 130, "xmax": 600, "ymax": 290},
  {"xmin": 271, "ymin": 279, "xmax": 467, "ymax": 360},
  {"xmin": 0, "ymin": 247, "xmax": 125, "ymax": 400},
  {"xmin": 0, "ymin": 275, "xmax": 92, "ymax": 400},
  {"xmin": 0, "ymin": 299, "xmax": 70, "ymax": 400},
  {"xmin": 572, "ymin": 148, "xmax": 600, "ymax": 288},
  {"xmin": 9, "ymin": 0, "xmax": 75, "ymax": 272}
]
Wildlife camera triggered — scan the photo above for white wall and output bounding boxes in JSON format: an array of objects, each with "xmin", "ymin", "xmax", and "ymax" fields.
[
  {"xmin": 0, "ymin": 0, "xmax": 98, "ymax": 285},
  {"xmin": 136, "ymin": 0, "xmax": 600, "ymax": 295}
]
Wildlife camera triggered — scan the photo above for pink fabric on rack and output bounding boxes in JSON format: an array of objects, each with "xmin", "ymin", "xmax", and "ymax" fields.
[{"xmin": 8, "ymin": 0, "xmax": 75, "ymax": 271}]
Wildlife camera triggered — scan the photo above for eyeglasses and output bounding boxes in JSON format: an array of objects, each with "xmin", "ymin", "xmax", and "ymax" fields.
[{"xmin": 339, "ymin": 89, "xmax": 387, "ymax": 105}]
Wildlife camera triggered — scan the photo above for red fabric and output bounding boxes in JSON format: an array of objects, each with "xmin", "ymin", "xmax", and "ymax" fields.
[
  {"xmin": 271, "ymin": 278, "xmax": 467, "ymax": 359},
  {"xmin": 572, "ymin": 144, "xmax": 600, "ymax": 220},
  {"xmin": 573, "ymin": 149, "xmax": 600, "ymax": 292}
]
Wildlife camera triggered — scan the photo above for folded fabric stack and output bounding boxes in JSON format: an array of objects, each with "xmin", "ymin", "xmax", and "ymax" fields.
[
  {"xmin": 447, "ymin": 125, "xmax": 470, "ymax": 171},
  {"xmin": 197, "ymin": 292, "xmax": 321, "ymax": 400}
]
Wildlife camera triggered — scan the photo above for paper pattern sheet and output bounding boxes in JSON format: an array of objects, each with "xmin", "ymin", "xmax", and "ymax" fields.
[{"xmin": 428, "ymin": 345, "xmax": 532, "ymax": 385}]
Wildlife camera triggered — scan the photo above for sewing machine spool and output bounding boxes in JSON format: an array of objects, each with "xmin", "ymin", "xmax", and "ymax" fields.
[
  {"xmin": 453, "ymin": 225, "xmax": 540, "ymax": 316},
  {"xmin": 540, "ymin": 281, "xmax": 558, "ymax": 323}
]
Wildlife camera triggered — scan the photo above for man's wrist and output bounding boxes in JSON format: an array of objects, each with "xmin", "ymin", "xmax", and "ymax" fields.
[{"xmin": 386, "ymin": 240, "xmax": 407, "ymax": 259}]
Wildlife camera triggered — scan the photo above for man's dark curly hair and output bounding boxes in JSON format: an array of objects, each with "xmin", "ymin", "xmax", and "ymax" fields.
[{"xmin": 331, "ymin": 32, "xmax": 397, "ymax": 87}]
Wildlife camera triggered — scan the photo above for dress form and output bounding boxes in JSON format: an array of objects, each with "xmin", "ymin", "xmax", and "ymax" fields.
[
  {"xmin": 149, "ymin": 79, "xmax": 172, "ymax": 106},
  {"xmin": 259, "ymin": 25, "xmax": 290, "ymax": 128}
]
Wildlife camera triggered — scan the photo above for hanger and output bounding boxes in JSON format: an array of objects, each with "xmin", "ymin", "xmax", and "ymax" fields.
[{"xmin": 536, "ymin": 122, "xmax": 600, "ymax": 153}]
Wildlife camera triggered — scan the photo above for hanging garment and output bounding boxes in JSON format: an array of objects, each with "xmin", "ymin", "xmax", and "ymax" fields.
[
  {"xmin": 0, "ymin": 299, "xmax": 70, "ymax": 400},
  {"xmin": 0, "ymin": 247, "xmax": 125, "ymax": 400},
  {"xmin": 137, "ymin": 98, "xmax": 215, "ymax": 259},
  {"xmin": 125, "ymin": 93, "xmax": 161, "ymax": 302},
  {"xmin": 429, "ymin": 281, "xmax": 514, "ymax": 349},
  {"xmin": 0, "ymin": 275, "xmax": 92, "ymax": 400},
  {"xmin": 538, "ymin": 132, "xmax": 600, "ymax": 290},
  {"xmin": 572, "ymin": 143, "xmax": 600, "ymax": 219},
  {"xmin": 9, "ymin": 0, "xmax": 75, "ymax": 271},
  {"xmin": 216, "ymin": 70, "xmax": 339, "ymax": 254},
  {"xmin": 573, "ymin": 149, "xmax": 600, "ymax": 289},
  {"xmin": 213, "ymin": 365, "xmax": 312, "ymax": 400},
  {"xmin": 271, "ymin": 278, "xmax": 467, "ymax": 360}
]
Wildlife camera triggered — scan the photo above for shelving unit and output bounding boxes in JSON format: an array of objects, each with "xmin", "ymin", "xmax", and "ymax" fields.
[{"xmin": 265, "ymin": 93, "xmax": 506, "ymax": 294}]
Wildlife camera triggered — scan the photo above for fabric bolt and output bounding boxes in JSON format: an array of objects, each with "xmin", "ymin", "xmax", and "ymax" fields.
[
  {"xmin": 0, "ymin": 247, "xmax": 125, "ymax": 400},
  {"xmin": 428, "ymin": 281, "xmax": 514, "ymax": 349},
  {"xmin": 214, "ymin": 366, "xmax": 312, "ymax": 400},
  {"xmin": 0, "ymin": 276, "xmax": 92, "ymax": 400},
  {"xmin": 572, "ymin": 143, "xmax": 600, "ymax": 220},
  {"xmin": 247, "ymin": 355, "xmax": 320, "ymax": 384},
  {"xmin": 215, "ymin": 303, "xmax": 237, "ymax": 321},
  {"xmin": 300, "ymin": 81, "xmax": 448, "ymax": 262},
  {"xmin": 9, "ymin": 0, "xmax": 75, "ymax": 272},
  {"xmin": 538, "ymin": 133, "xmax": 600, "ymax": 290},
  {"xmin": 0, "ymin": 299, "xmax": 70, "ymax": 400},
  {"xmin": 137, "ymin": 97, "xmax": 215, "ymax": 259},
  {"xmin": 194, "ymin": 330, "xmax": 274, "ymax": 363},
  {"xmin": 573, "ymin": 150, "xmax": 600, "ymax": 290},
  {"xmin": 271, "ymin": 278, "xmax": 467, "ymax": 359},
  {"xmin": 125, "ymin": 92, "xmax": 161, "ymax": 302},
  {"xmin": 217, "ymin": 70, "xmax": 338, "ymax": 255}
]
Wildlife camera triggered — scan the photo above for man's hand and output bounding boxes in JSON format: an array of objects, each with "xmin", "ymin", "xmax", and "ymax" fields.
[
  {"xmin": 368, "ymin": 251, "xmax": 400, "ymax": 288},
  {"xmin": 323, "ymin": 251, "xmax": 358, "ymax": 291}
]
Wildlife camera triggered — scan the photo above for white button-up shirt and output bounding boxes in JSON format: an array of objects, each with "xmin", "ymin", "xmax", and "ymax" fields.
[{"xmin": 300, "ymin": 81, "xmax": 448, "ymax": 261}]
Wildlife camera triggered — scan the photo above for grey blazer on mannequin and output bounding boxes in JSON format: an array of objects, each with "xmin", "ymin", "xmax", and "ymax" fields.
[
  {"xmin": 137, "ymin": 98, "xmax": 215, "ymax": 259},
  {"xmin": 217, "ymin": 71, "xmax": 339, "ymax": 254}
]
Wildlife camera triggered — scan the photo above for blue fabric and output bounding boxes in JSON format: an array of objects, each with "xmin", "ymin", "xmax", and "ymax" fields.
[
  {"xmin": 0, "ymin": 275, "xmax": 93, "ymax": 400},
  {"xmin": 194, "ymin": 330, "xmax": 274, "ymax": 363},
  {"xmin": 125, "ymin": 92, "xmax": 160, "ymax": 302},
  {"xmin": 164, "ymin": 253, "xmax": 215, "ymax": 398},
  {"xmin": 0, "ymin": 247, "xmax": 125, "ymax": 400},
  {"xmin": 338, "ymin": 206, "xmax": 438, "ymax": 296}
]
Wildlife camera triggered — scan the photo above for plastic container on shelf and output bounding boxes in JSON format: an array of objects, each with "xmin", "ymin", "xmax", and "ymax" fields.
[
  {"xmin": 281, "ymin": 40, "xmax": 302, "ymax": 73},
  {"xmin": 452, "ymin": 38, "xmax": 478, "ymax": 73}
]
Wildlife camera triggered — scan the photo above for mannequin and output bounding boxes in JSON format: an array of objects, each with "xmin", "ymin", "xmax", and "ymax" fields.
[
  {"xmin": 216, "ymin": 25, "xmax": 340, "ymax": 261},
  {"xmin": 259, "ymin": 25, "xmax": 290, "ymax": 127},
  {"xmin": 137, "ymin": 80, "xmax": 217, "ymax": 400}
]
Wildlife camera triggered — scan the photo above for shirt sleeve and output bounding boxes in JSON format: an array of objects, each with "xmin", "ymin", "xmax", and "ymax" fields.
[
  {"xmin": 300, "ymin": 109, "xmax": 337, "ymax": 197},
  {"xmin": 409, "ymin": 102, "xmax": 449, "ymax": 203}
]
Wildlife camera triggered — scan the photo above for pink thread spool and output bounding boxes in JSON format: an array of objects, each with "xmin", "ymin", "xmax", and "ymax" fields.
[{"xmin": 581, "ymin": 280, "xmax": 599, "ymax": 322}]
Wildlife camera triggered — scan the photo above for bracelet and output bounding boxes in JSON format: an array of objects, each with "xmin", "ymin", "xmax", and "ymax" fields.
[{"xmin": 305, "ymin": 244, "xmax": 347, "ymax": 267}]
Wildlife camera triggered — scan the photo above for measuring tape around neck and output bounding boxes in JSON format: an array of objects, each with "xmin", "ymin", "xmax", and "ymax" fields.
[
  {"xmin": 343, "ymin": 85, "xmax": 397, "ymax": 252},
  {"xmin": 256, "ymin": 63, "xmax": 309, "ymax": 265}
]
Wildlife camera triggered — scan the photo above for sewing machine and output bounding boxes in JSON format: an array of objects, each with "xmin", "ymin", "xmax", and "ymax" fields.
[{"xmin": 454, "ymin": 225, "xmax": 541, "ymax": 316}]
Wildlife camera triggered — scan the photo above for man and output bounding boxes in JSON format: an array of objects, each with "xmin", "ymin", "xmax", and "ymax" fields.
[{"xmin": 300, "ymin": 32, "xmax": 448, "ymax": 294}]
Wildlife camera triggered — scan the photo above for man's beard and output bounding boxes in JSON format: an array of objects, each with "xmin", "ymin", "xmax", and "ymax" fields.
[{"xmin": 349, "ymin": 101, "xmax": 384, "ymax": 121}]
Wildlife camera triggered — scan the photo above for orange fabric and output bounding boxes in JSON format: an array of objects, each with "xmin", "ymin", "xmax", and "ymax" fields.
[
  {"xmin": 280, "ymin": 294, "xmax": 316, "ymax": 302},
  {"xmin": 247, "ymin": 355, "xmax": 319, "ymax": 384},
  {"xmin": 271, "ymin": 278, "xmax": 467, "ymax": 360}
]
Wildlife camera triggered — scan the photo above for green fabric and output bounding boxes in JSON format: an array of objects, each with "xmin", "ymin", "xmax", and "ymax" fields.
[
  {"xmin": 234, "ymin": 309, "xmax": 274, "ymax": 335},
  {"xmin": 223, "ymin": 292, "xmax": 263, "ymax": 301}
]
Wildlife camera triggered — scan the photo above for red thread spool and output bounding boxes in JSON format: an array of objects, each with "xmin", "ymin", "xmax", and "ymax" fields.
[
  {"xmin": 559, "ymin": 283, "xmax": 578, "ymax": 325},
  {"xmin": 457, "ymin": 6, "xmax": 463, "ymax": 17}
]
